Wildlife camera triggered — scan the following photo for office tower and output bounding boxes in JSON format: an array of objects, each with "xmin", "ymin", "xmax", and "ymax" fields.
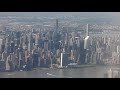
[
  {"xmin": 40, "ymin": 33, "xmax": 44, "ymax": 48},
  {"xmin": 11, "ymin": 32, "xmax": 14, "ymax": 41},
  {"xmin": 14, "ymin": 44, "xmax": 18, "ymax": 52},
  {"xmin": 90, "ymin": 52, "xmax": 94, "ymax": 64},
  {"xmin": 78, "ymin": 26, "xmax": 88, "ymax": 64},
  {"xmin": 40, "ymin": 51, "xmax": 45, "ymax": 67},
  {"xmin": 83, "ymin": 24, "xmax": 91, "ymax": 64},
  {"xmin": 84, "ymin": 36, "xmax": 90, "ymax": 50},
  {"xmin": 10, "ymin": 53, "xmax": 15, "ymax": 66},
  {"xmin": 74, "ymin": 36, "xmax": 78, "ymax": 47},
  {"xmin": 73, "ymin": 37, "xmax": 80, "ymax": 62},
  {"xmin": 32, "ymin": 28, "xmax": 35, "ymax": 33},
  {"xmin": 50, "ymin": 40, "xmax": 54, "ymax": 52},
  {"xmin": 14, "ymin": 39, "xmax": 19, "ymax": 47},
  {"xmin": 20, "ymin": 36, "xmax": 23, "ymax": 47},
  {"xmin": 10, "ymin": 41, "xmax": 14, "ymax": 53},
  {"xmin": 0, "ymin": 39, "xmax": 6, "ymax": 71},
  {"xmin": 1, "ymin": 44, "xmax": 5, "ymax": 54},
  {"xmin": 2, "ymin": 50, "xmax": 7, "ymax": 61},
  {"xmin": 35, "ymin": 34, "xmax": 39, "ymax": 45},
  {"xmin": 26, "ymin": 55, "xmax": 32, "ymax": 71},
  {"xmin": 18, "ymin": 44, "xmax": 23, "ymax": 52},
  {"xmin": 17, "ymin": 48, "xmax": 25, "ymax": 70},
  {"xmin": 70, "ymin": 50, "xmax": 74, "ymax": 62},
  {"xmin": 84, "ymin": 24, "xmax": 90, "ymax": 50},
  {"xmin": 14, "ymin": 55, "xmax": 19, "ymax": 70},
  {"xmin": 86, "ymin": 24, "xmax": 89, "ymax": 37},
  {"xmin": 93, "ymin": 52, "xmax": 97, "ymax": 64},
  {"xmin": 16, "ymin": 31, "xmax": 21, "ymax": 39},
  {"xmin": 25, "ymin": 50, "xmax": 29, "ymax": 62},
  {"xmin": 22, "ymin": 34, "xmax": 26, "ymax": 46},
  {"xmin": 28, "ymin": 33, "xmax": 33, "ymax": 52},
  {"xmin": 63, "ymin": 52, "xmax": 68, "ymax": 66},
  {"xmin": 28, "ymin": 39, "xmax": 31, "ymax": 52},
  {"xmin": 108, "ymin": 37, "xmax": 111, "ymax": 46},
  {"xmin": 45, "ymin": 52, "xmax": 51, "ymax": 68},
  {"xmin": 32, "ymin": 50, "xmax": 39, "ymax": 68},
  {"xmin": 0, "ymin": 59, "xmax": 5, "ymax": 71},
  {"xmin": 16, "ymin": 31, "xmax": 21, "ymax": 46},
  {"xmin": 37, "ymin": 47, "xmax": 41, "ymax": 67},
  {"xmin": 71, "ymin": 32, "xmax": 75, "ymax": 43},
  {"xmin": 112, "ymin": 52, "xmax": 117, "ymax": 63},
  {"xmin": 53, "ymin": 19, "xmax": 61, "ymax": 50},
  {"xmin": 32, "ymin": 36, "xmax": 36, "ymax": 45},
  {"xmin": 6, "ymin": 55, "xmax": 10, "ymax": 71},
  {"xmin": 117, "ymin": 54, "xmax": 120, "ymax": 64},
  {"xmin": 64, "ymin": 33, "xmax": 68, "ymax": 47},
  {"xmin": 62, "ymin": 48, "xmax": 69, "ymax": 66},
  {"xmin": 7, "ymin": 53, "xmax": 14, "ymax": 71},
  {"xmin": 0, "ymin": 39, "xmax": 4, "ymax": 53},
  {"xmin": 56, "ymin": 19, "xmax": 58, "ymax": 30},
  {"xmin": 117, "ymin": 45, "xmax": 120, "ymax": 64},
  {"xmin": 6, "ymin": 43, "xmax": 11, "ymax": 55},
  {"xmin": 44, "ymin": 37, "xmax": 49, "ymax": 51},
  {"xmin": 75, "ymin": 37, "xmax": 80, "ymax": 48},
  {"xmin": 23, "ymin": 44, "xmax": 27, "ymax": 50},
  {"xmin": 60, "ymin": 52, "xmax": 63, "ymax": 67},
  {"xmin": 59, "ymin": 40, "xmax": 63, "ymax": 50},
  {"xmin": 69, "ymin": 36, "xmax": 73, "ymax": 51},
  {"xmin": 6, "ymin": 35, "xmax": 10, "ymax": 44}
]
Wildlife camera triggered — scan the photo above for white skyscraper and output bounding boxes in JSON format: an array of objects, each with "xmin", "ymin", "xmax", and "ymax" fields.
[{"xmin": 84, "ymin": 24, "xmax": 90, "ymax": 50}]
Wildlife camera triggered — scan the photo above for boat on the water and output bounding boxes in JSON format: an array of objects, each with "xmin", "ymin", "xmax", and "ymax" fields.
[
  {"xmin": 67, "ymin": 63, "xmax": 96, "ymax": 68},
  {"xmin": 52, "ymin": 63, "xmax": 96, "ymax": 69}
]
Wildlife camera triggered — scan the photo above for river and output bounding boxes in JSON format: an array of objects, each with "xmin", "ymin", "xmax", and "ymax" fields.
[{"xmin": 0, "ymin": 65, "xmax": 120, "ymax": 78}]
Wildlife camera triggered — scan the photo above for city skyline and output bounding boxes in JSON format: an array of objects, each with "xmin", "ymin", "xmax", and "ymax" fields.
[{"xmin": 0, "ymin": 12, "xmax": 120, "ymax": 78}]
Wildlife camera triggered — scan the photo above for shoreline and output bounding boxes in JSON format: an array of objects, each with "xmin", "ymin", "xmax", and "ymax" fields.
[{"xmin": 1, "ymin": 64, "xmax": 120, "ymax": 73}]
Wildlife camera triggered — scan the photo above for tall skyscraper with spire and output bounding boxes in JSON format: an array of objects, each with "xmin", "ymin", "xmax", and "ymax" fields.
[
  {"xmin": 56, "ymin": 19, "xmax": 58, "ymax": 30},
  {"xmin": 86, "ymin": 24, "xmax": 89, "ymax": 37}
]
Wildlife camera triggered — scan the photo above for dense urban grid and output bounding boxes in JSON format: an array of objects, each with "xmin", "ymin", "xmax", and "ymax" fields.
[{"xmin": 0, "ymin": 16, "xmax": 120, "ymax": 72}]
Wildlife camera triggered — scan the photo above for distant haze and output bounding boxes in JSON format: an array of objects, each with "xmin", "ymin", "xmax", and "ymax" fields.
[
  {"xmin": 0, "ymin": 12, "xmax": 120, "ymax": 17},
  {"xmin": 0, "ymin": 12, "xmax": 120, "ymax": 24}
]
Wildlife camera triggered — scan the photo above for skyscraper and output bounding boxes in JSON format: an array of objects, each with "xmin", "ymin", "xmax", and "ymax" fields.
[
  {"xmin": 10, "ymin": 41, "xmax": 14, "ymax": 53},
  {"xmin": 84, "ymin": 24, "xmax": 90, "ymax": 50},
  {"xmin": 0, "ymin": 39, "xmax": 5, "ymax": 54},
  {"xmin": 28, "ymin": 33, "xmax": 33, "ymax": 52}
]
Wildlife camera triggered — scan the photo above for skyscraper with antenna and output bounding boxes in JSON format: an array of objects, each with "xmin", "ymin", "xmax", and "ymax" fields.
[
  {"xmin": 86, "ymin": 24, "xmax": 89, "ymax": 37},
  {"xmin": 53, "ymin": 19, "xmax": 61, "ymax": 50},
  {"xmin": 53, "ymin": 19, "xmax": 58, "ymax": 40},
  {"xmin": 56, "ymin": 19, "xmax": 58, "ymax": 31}
]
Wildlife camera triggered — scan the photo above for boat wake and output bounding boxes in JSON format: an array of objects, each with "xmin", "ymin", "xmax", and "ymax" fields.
[
  {"xmin": 46, "ymin": 73, "xmax": 72, "ymax": 78},
  {"xmin": 47, "ymin": 73, "xmax": 57, "ymax": 77},
  {"xmin": 7, "ymin": 73, "xmax": 16, "ymax": 76}
]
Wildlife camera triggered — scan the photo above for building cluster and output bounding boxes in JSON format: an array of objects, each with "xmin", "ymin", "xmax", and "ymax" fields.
[
  {"xmin": 89, "ymin": 34, "xmax": 120, "ymax": 65},
  {"xmin": 0, "ymin": 19, "xmax": 120, "ymax": 72}
]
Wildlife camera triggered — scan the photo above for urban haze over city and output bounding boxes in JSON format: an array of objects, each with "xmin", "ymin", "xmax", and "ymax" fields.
[{"xmin": 0, "ymin": 12, "xmax": 120, "ymax": 78}]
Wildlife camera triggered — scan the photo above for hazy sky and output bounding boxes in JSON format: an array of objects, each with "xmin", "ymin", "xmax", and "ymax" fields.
[{"xmin": 0, "ymin": 12, "xmax": 120, "ymax": 17}]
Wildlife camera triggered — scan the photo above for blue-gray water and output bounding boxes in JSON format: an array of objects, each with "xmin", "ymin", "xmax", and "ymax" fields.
[{"xmin": 0, "ymin": 66, "xmax": 119, "ymax": 78}]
